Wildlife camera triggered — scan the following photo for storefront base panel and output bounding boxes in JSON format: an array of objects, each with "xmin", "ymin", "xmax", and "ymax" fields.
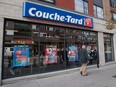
[
  {"xmin": 2, "ymin": 65, "xmax": 97, "ymax": 85},
  {"xmin": 103, "ymin": 61, "xmax": 116, "ymax": 67}
]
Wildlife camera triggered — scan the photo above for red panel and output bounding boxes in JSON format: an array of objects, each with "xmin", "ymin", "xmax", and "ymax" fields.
[
  {"xmin": 56, "ymin": 0, "xmax": 74, "ymax": 10},
  {"xmin": 88, "ymin": 0, "xmax": 94, "ymax": 16}
]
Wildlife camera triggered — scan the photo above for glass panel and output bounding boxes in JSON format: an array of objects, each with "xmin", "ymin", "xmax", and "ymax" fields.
[
  {"xmin": 97, "ymin": 7, "xmax": 104, "ymax": 19},
  {"xmin": 110, "ymin": 0, "xmax": 116, "ymax": 8},
  {"xmin": 65, "ymin": 29, "xmax": 78, "ymax": 68},
  {"xmin": 38, "ymin": 0, "xmax": 55, "ymax": 3},
  {"xmin": 94, "ymin": 5, "xmax": 97, "ymax": 17},
  {"xmin": 113, "ymin": 13, "xmax": 116, "ymax": 20},
  {"xmin": 3, "ymin": 20, "xmax": 98, "ymax": 79},
  {"xmin": 93, "ymin": 0, "xmax": 103, "ymax": 7},
  {"xmin": 104, "ymin": 34, "xmax": 114, "ymax": 62},
  {"xmin": 84, "ymin": 1, "xmax": 88, "ymax": 15},
  {"xmin": 38, "ymin": 25, "xmax": 65, "ymax": 73},
  {"xmin": 45, "ymin": 0, "xmax": 54, "ymax": 3},
  {"xmin": 75, "ymin": 0, "xmax": 84, "ymax": 13},
  {"xmin": 3, "ymin": 21, "xmax": 36, "ymax": 79},
  {"xmin": 65, "ymin": 29, "xmax": 98, "ymax": 68}
]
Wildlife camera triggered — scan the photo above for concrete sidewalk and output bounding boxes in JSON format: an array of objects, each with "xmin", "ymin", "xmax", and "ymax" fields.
[{"xmin": 1, "ymin": 64, "xmax": 116, "ymax": 87}]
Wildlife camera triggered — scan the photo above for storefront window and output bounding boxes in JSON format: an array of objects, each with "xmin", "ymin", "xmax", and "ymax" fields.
[
  {"xmin": 38, "ymin": 25, "xmax": 65, "ymax": 72},
  {"xmin": 104, "ymin": 34, "xmax": 114, "ymax": 62},
  {"xmin": 3, "ymin": 20, "xmax": 98, "ymax": 79}
]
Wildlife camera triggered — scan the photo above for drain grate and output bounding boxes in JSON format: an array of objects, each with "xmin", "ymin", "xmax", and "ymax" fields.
[{"xmin": 112, "ymin": 75, "xmax": 116, "ymax": 78}]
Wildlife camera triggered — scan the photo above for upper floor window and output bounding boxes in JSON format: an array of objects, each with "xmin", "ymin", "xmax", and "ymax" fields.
[
  {"xmin": 75, "ymin": 0, "xmax": 88, "ymax": 15},
  {"xmin": 83, "ymin": 1, "xmax": 88, "ymax": 14},
  {"xmin": 110, "ymin": 0, "xmax": 116, "ymax": 8},
  {"xmin": 112, "ymin": 13, "xmax": 116, "ymax": 20},
  {"xmin": 93, "ymin": 0, "xmax": 103, "ymax": 7},
  {"xmin": 94, "ymin": 5, "xmax": 104, "ymax": 19},
  {"xmin": 94, "ymin": 5, "xmax": 97, "ymax": 17},
  {"xmin": 38, "ymin": 0, "xmax": 55, "ymax": 4}
]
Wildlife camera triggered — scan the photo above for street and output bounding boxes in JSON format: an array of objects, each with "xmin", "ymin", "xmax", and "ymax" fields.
[{"xmin": 1, "ymin": 64, "xmax": 116, "ymax": 87}]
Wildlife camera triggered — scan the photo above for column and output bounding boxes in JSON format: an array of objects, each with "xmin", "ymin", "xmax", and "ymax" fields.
[
  {"xmin": 98, "ymin": 32, "xmax": 105, "ymax": 66},
  {"xmin": 113, "ymin": 33, "xmax": 116, "ymax": 62},
  {"xmin": 0, "ymin": 17, "xmax": 4, "ymax": 85}
]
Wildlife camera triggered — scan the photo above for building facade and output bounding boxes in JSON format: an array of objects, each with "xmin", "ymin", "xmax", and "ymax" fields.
[{"xmin": 0, "ymin": 0, "xmax": 116, "ymax": 85}]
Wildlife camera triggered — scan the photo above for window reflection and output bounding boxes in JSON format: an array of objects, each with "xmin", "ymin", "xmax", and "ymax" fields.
[
  {"xmin": 104, "ymin": 34, "xmax": 114, "ymax": 62},
  {"xmin": 3, "ymin": 20, "xmax": 98, "ymax": 79},
  {"xmin": 38, "ymin": 0, "xmax": 55, "ymax": 3},
  {"xmin": 94, "ymin": 5, "xmax": 104, "ymax": 19}
]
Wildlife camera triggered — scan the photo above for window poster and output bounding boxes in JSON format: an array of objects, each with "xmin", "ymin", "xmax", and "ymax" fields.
[
  {"xmin": 13, "ymin": 46, "xmax": 30, "ymax": 67},
  {"xmin": 68, "ymin": 45, "xmax": 78, "ymax": 61},
  {"xmin": 45, "ymin": 46, "xmax": 57, "ymax": 64}
]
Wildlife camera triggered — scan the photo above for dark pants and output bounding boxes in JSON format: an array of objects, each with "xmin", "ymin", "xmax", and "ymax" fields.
[{"xmin": 97, "ymin": 60, "xmax": 99, "ymax": 68}]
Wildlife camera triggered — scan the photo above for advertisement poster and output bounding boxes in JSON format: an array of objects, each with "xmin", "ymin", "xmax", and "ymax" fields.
[
  {"xmin": 45, "ymin": 46, "xmax": 57, "ymax": 64},
  {"xmin": 13, "ymin": 47, "xmax": 30, "ymax": 67},
  {"xmin": 68, "ymin": 45, "xmax": 78, "ymax": 61}
]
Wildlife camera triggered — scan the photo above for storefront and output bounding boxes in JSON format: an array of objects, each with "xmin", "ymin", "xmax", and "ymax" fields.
[
  {"xmin": 1, "ymin": 1, "xmax": 115, "ymax": 82},
  {"xmin": 2, "ymin": 2, "xmax": 98, "ymax": 79},
  {"xmin": 3, "ymin": 19, "xmax": 98, "ymax": 79}
]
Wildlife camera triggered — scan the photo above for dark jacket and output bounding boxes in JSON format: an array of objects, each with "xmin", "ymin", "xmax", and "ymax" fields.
[{"xmin": 79, "ymin": 48, "xmax": 88, "ymax": 64}]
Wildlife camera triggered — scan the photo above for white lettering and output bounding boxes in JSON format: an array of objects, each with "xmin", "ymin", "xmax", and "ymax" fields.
[
  {"xmin": 60, "ymin": 16, "xmax": 65, "ymax": 21},
  {"xmin": 54, "ymin": 13, "xmax": 60, "ymax": 20},
  {"xmin": 66, "ymin": 15, "xmax": 72, "ymax": 22},
  {"xmin": 28, "ymin": 8, "xmax": 84, "ymax": 25},
  {"xmin": 78, "ymin": 19, "xmax": 83, "ymax": 24},
  {"xmin": 75, "ymin": 19, "xmax": 79, "ymax": 24},
  {"xmin": 36, "ymin": 11, "xmax": 42, "ymax": 17},
  {"xmin": 29, "ymin": 8, "xmax": 36, "ymax": 16},
  {"xmin": 49, "ymin": 14, "xmax": 54, "ymax": 19},
  {"xmin": 70, "ymin": 18, "xmax": 76, "ymax": 23},
  {"xmin": 43, "ymin": 12, "xmax": 49, "ymax": 18}
]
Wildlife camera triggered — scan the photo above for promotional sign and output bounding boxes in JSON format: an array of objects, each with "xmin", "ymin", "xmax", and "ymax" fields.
[
  {"xmin": 45, "ymin": 46, "xmax": 57, "ymax": 64},
  {"xmin": 23, "ymin": 2, "xmax": 93, "ymax": 28},
  {"xmin": 13, "ymin": 47, "xmax": 30, "ymax": 67},
  {"xmin": 68, "ymin": 45, "xmax": 78, "ymax": 61},
  {"xmin": 13, "ymin": 39, "xmax": 33, "ymax": 44}
]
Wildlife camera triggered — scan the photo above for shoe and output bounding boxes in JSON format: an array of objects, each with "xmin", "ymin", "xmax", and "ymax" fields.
[
  {"xmin": 82, "ymin": 74, "xmax": 88, "ymax": 76},
  {"xmin": 97, "ymin": 65, "xmax": 99, "ymax": 68},
  {"xmin": 80, "ymin": 71, "xmax": 82, "ymax": 75}
]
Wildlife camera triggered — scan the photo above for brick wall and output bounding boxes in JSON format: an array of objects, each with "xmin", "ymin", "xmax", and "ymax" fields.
[
  {"xmin": 102, "ymin": 0, "xmax": 112, "ymax": 21},
  {"xmin": 56, "ymin": 0, "xmax": 74, "ymax": 10},
  {"xmin": 88, "ymin": 0, "xmax": 94, "ymax": 16}
]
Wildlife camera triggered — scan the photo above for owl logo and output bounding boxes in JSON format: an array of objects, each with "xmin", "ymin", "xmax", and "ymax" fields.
[{"xmin": 84, "ymin": 18, "xmax": 93, "ymax": 27}]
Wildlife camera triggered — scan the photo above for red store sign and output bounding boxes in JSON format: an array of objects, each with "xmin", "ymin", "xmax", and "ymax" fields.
[{"xmin": 13, "ymin": 39, "xmax": 33, "ymax": 44}]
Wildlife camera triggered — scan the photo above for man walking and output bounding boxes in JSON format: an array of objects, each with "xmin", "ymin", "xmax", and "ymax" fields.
[{"xmin": 79, "ymin": 45, "xmax": 89, "ymax": 76}]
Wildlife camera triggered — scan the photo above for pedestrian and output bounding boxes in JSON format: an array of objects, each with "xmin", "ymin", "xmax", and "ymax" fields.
[
  {"xmin": 89, "ymin": 48, "xmax": 94, "ymax": 64},
  {"xmin": 79, "ymin": 45, "xmax": 89, "ymax": 76},
  {"xmin": 92, "ymin": 46, "xmax": 99, "ymax": 68}
]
